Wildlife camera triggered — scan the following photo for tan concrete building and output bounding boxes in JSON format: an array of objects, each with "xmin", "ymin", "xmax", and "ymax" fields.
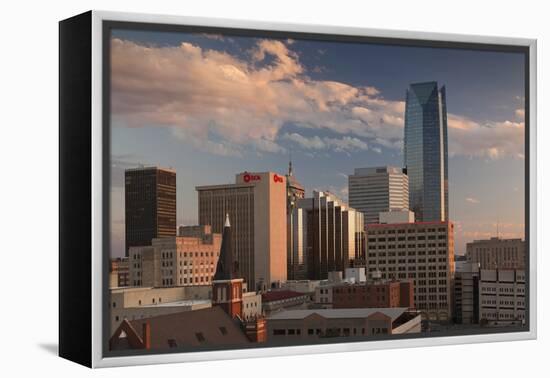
[
  {"xmin": 128, "ymin": 225, "xmax": 221, "ymax": 287},
  {"xmin": 466, "ymin": 237, "xmax": 525, "ymax": 270},
  {"xmin": 110, "ymin": 257, "xmax": 130, "ymax": 288},
  {"xmin": 365, "ymin": 221, "xmax": 455, "ymax": 321},
  {"xmin": 110, "ymin": 286, "xmax": 212, "ymax": 335},
  {"xmin": 479, "ymin": 269, "xmax": 526, "ymax": 326},
  {"xmin": 267, "ymin": 308, "xmax": 420, "ymax": 341},
  {"xmin": 196, "ymin": 171, "xmax": 288, "ymax": 291}
]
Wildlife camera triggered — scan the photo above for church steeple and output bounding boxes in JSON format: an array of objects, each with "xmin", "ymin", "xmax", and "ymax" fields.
[
  {"xmin": 212, "ymin": 213, "xmax": 244, "ymax": 319},
  {"xmin": 213, "ymin": 213, "xmax": 237, "ymax": 281}
]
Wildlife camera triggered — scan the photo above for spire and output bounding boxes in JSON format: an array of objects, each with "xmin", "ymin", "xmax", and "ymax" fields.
[
  {"xmin": 214, "ymin": 213, "xmax": 236, "ymax": 281},
  {"xmin": 288, "ymin": 151, "xmax": 293, "ymax": 176}
]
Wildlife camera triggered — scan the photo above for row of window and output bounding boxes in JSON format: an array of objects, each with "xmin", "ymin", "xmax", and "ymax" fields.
[
  {"xmin": 368, "ymin": 227, "xmax": 447, "ymax": 235},
  {"xmin": 368, "ymin": 265, "xmax": 448, "ymax": 272},
  {"xmin": 368, "ymin": 235, "xmax": 446, "ymax": 243},
  {"xmin": 368, "ymin": 250, "xmax": 448, "ymax": 257}
]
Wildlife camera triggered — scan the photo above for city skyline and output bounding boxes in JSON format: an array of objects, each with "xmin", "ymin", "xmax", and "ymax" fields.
[{"xmin": 109, "ymin": 29, "xmax": 526, "ymax": 258}]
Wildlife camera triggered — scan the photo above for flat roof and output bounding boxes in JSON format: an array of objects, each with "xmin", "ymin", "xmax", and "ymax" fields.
[
  {"xmin": 110, "ymin": 286, "xmax": 210, "ymax": 294},
  {"xmin": 125, "ymin": 166, "xmax": 176, "ymax": 173},
  {"xmin": 136, "ymin": 299, "xmax": 211, "ymax": 308},
  {"xmin": 195, "ymin": 183, "xmax": 254, "ymax": 191},
  {"xmin": 268, "ymin": 307, "xmax": 408, "ymax": 321},
  {"xmin": 366, "ymin": 221, "xmax": 450, "ymax": 228}
]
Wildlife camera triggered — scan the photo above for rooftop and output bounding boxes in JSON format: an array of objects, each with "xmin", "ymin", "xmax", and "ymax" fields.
[
  {"xmin": 268, "ymin": 307, "xmax": 408, "ymax": 321},
  {"xmin": 125, "ymin": 166, "xmax": 176, "ymax": 173},
  {"xmin": 111, "ymin": 306, "xmax": 250, "ymax": 351},
  {"xmin": 262, "ymin": 290, "xmax": 308, "ymax": 303},
  {"xmin": 366, "ymin": 221, "xmax": 450, "ymax": 228},
  {"xmin": 137, "ymin": 299, "xmax": 211, "ymax": 309}
]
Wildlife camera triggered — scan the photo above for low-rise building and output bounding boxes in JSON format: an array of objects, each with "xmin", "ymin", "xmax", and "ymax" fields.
[
  {"xmin": 267, "ymin": 308, "xmax": 420, "ymax": 341},
  {"xmin": 280, "ymin": 280, "xmax": 322, "ymax": 294},
  {"xmin": 129, "ymin": 225, "xmax": 221, "ymax": 287},
  {"xmin": 479, "ymin": 269, "xmax": 526, "ymax": 326},
  {"xmin": 262, "ymin": 290, "xmax": 310, "ymax": 314},
  {"xmin": 110, "ymin": 213, "xmax": 267, "ymax": 351},
  {"xmin": 314, "ymin": 279, "xmax": 414, "ymax": 309},
  {"xmin": 110, "ymin": 306, "xmax": 251, "ymax": 351},
  {"xmin": 110, "ymin": 286, "xmax": 212, "ymax": 334}
]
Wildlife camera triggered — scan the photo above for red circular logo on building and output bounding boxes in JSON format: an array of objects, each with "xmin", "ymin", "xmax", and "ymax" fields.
[
  {"xmin": 273, "ymin": 174, "xmax": 283, "ymax": 183},
  {"xmin": 244, "ymin": 173, "xmax": 251, "ymax": 183}
]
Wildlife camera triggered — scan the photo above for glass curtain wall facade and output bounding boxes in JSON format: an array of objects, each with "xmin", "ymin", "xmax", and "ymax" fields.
[{"xmin": 404, "ymin": 81, "xmax": 449, "ymax": 222}]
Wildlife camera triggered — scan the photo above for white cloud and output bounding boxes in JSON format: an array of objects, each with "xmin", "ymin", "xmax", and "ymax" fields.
[
  {"xmin": 515, "ymin": 108, "xmax": 525, "ymax": 119},
  {"xmin": 282, "ymin": 133, "xmax": 369, "ymax": 154},
  {"xmin": 111, "ymin": 38, "xmax": 524, "ymax": 160},
  {"xmin": 465, "ymin": 197, "xmax": 480, "ymax": 204},
  {"xmin": 447, "ymin": 115, "xmax": 524, "ymax": 160}
]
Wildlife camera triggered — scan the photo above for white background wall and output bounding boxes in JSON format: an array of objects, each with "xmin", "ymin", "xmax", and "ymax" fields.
[{"xmin": 0, "ymin": 0, "xmax": 546, "ymax": 376}]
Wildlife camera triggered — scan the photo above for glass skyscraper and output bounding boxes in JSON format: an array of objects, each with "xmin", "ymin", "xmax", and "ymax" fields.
[{"xmin": 404, "ymin": 81, "xmax": 449, "ymax": 222}]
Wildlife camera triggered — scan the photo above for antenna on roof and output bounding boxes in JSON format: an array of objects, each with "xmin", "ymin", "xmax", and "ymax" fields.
[
  {"xmin": 288, "ymin": 149, "xmax": 293, "ymax": 176},
  {"xmin": 184, "ymin": 185, "xmax": 189, "ymax": 229}
]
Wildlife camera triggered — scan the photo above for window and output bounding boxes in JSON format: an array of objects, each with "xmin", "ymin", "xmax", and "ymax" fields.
[
  {"xmin": 195, "ymin": 332, "xmax": 206, "ymax": 343},
  {"xmin": 167, "ymin": 339, "xmax": 177, "ymax": 348},
  {"xmin": 273, "ymin": 329, "xmax": 286, "ymax": 336},
  {"xmin": 219, "ymin": 326, "xmax": 228, "ymax": 335}
]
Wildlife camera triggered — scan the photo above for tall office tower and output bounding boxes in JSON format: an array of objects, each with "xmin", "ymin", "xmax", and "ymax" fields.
[
  {"xmin": 125, "ymin": 167, "xmax": 177, "ymax": 256},
  {"xmin": 348, "ymin": 166, "xmax": 409, "ymax": 224},
  {"xmin": 365, "ymin": 221, "xmax": 455, "ymax": 321},
  {"xmin": 291, "ymin": 191, "xmax": 365, "ymax": 280},
  {"xmin": 196, "ymin": 171, "xmax": 287, "ymax": 291},
  {"xmin": 286, "ymin": 160, "xmax": 305, "ymax": 280},
  {"xmin": 404, "ymin": 81, "xmax": 449, "ymax": 222},
  {"xmin": 466, "ymin": 237, "xmax": 525, "ymax": 270}
]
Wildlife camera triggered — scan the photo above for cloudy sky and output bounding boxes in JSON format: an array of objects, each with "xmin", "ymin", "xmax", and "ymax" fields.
[{"xmin": 109, "ymin": 28, "xmax": 526, "ymax": 258}]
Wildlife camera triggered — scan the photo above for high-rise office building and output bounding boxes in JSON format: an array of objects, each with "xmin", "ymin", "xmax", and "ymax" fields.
[
  {"xmin": 348, "ymin": 166, "xmax": 409, "ymax": 224},
  {"xmin": 196, "ymin": 171, "xmax": 287, "ymax": 291},
  {"xmin": 286, "ymin": 160, "xmax": 305, "ymax": 280},
  {"xmin": 125, "ymin": 167, "xmax": 177, "ymax": 256},
  {"xmin": 291, "ymin": 191, "xmax": 365, "ymax": 280},
  {"xmin": 365, "ymin": 221, "xmax": 455, "ymax": 321},
  {"xmin": 404, "ymin": 81, "xmax": 449, "ymax": 222}
]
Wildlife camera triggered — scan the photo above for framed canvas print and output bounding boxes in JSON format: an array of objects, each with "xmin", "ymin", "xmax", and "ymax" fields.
[{"xmin": 59, "ymin": 10, "xmax": 537, "ymax": 368}]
